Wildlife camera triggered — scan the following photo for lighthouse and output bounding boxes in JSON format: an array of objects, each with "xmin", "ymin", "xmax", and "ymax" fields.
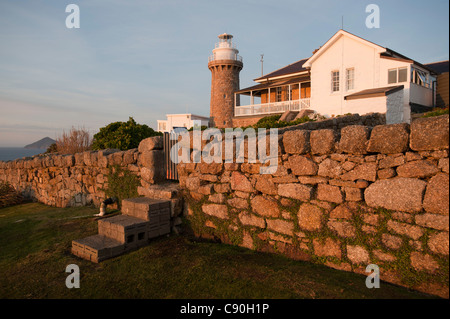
[{"xmin": 208, "ymin": 33, "xmax": 243, "ymax": 128}]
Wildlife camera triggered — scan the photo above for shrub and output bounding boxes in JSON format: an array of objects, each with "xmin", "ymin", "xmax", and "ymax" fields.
[
  {"xmin": 0, "ymin": 182, "xmax": 23, "ymax": 208},
  {"xmin": 421, "ymin": 107, "xmax": 449, "ymax": 118},
  {"xmin": 103, "ymin": 166, "xmax": 139, "ymax": 207},
  {"xmin": 56, "ymin": 126, "xmax": 92, "ymax": 155},
  {"xmin": 45, "ymin": 143, "xmax": 58, "ymax": 154},
  {"xmin": 251, "ymin": 114, "xmax": 314, "ymax": 129},
  {"xmin": 92, "ymin": 117, "xmax": 162, "ymax": 151}
]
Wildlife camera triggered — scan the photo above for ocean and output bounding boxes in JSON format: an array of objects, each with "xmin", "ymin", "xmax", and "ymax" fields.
[{"xmin": 0, "ymin": 147, "xmax": 45, "ymax": 162}]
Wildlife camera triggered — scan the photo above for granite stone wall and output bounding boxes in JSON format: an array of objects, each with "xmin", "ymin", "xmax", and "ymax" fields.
[
  {"xmin": 0, "ymin": 136, "xmax": 166, "ymax": 208},
  {"xmin": 177, "ymin": 114, "xmax": 449, "ymax": 298}
]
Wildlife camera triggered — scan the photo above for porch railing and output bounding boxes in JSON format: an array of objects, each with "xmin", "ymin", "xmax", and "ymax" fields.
[{"xmin": 234, "ymin": 98, "xmax": 311, "ymax": 117}]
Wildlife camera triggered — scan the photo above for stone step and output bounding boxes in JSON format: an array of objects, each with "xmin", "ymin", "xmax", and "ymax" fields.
[{"xmin": 71, "ymin": 234, "xmax": 125, "ymax": 263}]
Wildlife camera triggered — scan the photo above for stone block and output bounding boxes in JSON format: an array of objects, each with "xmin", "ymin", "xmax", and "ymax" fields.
[
  {"xmin": 365, "ymin": 178, "xmax": 426, "ymax": 213},
  {"xmin": 230, "ymin": 171, "xmax": 254, "ymax": 192},
  {"xmin": 346, "ymin": 245, "xmax": 370, "ymax": 264},
  {"xmin": 396, "ymin": 160, "xmax": 439, "ymax": 178},
  {"xmin": 251, "ymin": 195, "xmax": 280, "ymax": 218},
  {"xmin": 310, "ymin": 129, "xmax": 336, "ymax": 155},
  {"xmin": 317, "ymin": 184, "xmax": 344, "ymax": 203},
  {"xmin": 278, "ymin": 183, "xmax": 313, "ymax": 201},
  {"xmin": 423, "ymin": 173, "xmax": 449, "ymax": 215},
  {"xmin": 338, "ymin": 125, "xmax": 370, "ymax": 154},
  {"xmin": 340, "ymin": 162, "xmax": 377, "ymax": 182},
  {"xmin": 138, "ymin": 136, "xmax": 163, "ymax": 152},
  {"xmin": 238, "ymin": 211, "xmax": 265, "ymax": 228},
  {"xmin": 313, "ymin": 237, "xmax": 342, "ymax": 259},
  {"xmin": 202, "ymin": 204, "xmax": 228, "ymax": 219},
  {"xmin": 410, "ymin": 252, "xmax": 440, "ymax": 273},
  {"xmin": 266, "ymin": 219, "xmax": 294, "ymax": 236},
  {"xmin": 297, "ymin": 203, "xmax": 323, "ymax": 231},
  {"xmin": 367, "ymin": 123, "xmax": 410, "ymax": 154},
  {"xmin": 427, "ymin": 232, "xmax": 449, "ymax": 255},
  {"xmin": 288, "ymin": 155, "xmax": 318, "ymax": 176},
  {"xmin": 283, "ymin": 130, "xmax": 310, "ymax": 154},
  {"xmin": 410, "ymin": 114, "xmax": 449, "ymax": 151}
]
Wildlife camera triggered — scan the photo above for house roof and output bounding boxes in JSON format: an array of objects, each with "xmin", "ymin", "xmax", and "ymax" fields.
[
  {"xmin": 424, "ymin": 60, "xmax": 449, "ymax": 75},
  {"xmin": 253, "ymin": 58, "xmax": 310, "ymax": 82},
  {"xmin": 236, "ymin": 75, "xmax": 310, "ymax": 95},
  {"xmin": 344, "ymin": 85, "xmax": 404, "ymax": 100}
]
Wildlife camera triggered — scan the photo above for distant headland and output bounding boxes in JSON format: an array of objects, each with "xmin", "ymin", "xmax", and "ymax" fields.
[{"xmin": 24, "ymin": 137, "xmax": 56, "ymax": 149}]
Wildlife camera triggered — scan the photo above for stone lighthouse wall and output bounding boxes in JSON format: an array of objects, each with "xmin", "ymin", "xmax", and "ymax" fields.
[{"xmin": 208, "ymin": 59, "xmax": 243, "ymax": 128}]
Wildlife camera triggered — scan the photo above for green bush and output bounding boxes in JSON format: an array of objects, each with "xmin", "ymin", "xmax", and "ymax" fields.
[
  {"xmin": 251, "ymin": 114, "xmax": 314, "ymax": 129},
  {"xmin": 103, "ymin": 166, "xmax": 139, "ymax": 207},
  {"xmin": 421, "ymin": 107, "xmax": 449, "ymax": 118},
  {"xmin": 92, "ymin": 117, "xmax": 162, "ymax": 151}
]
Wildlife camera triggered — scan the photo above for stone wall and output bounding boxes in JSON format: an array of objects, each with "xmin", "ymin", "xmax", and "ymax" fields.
[
  {"xmin": 177, "ymin": 114, "xmax": 449, "ymax": 298},
  {"xmin": 0, "ymin": 136, "xmax": 166, "ymax": 208}
]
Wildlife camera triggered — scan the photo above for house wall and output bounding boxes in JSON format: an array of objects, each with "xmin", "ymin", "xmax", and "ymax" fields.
[
  {"xmin": 410, "ymin": 83, "xmax": 434, "ymax": 107},
  {"xmin": 436, "ymin": 72, "xmax": 449, "ymax": 107},
  {"xmin": 344, "ymin": 96, "xmax": 387, "ymax": 118},
  {"xmin": 308, "ymin": 34, "xmax": 428, "ymax": 123},
  {"xmin": 385, "ymin": 89, "xmax": 405, "ymax": 124}
]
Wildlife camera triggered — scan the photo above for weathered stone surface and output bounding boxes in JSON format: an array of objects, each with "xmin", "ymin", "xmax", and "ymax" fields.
[
  {"xmin": 377, "ymin": 168, "xmax": 396, "ymax": 179},
  {"xmin": 185, "ymin": 176, "xmax": 200, "ymax": 191},
  {"xmin": 199, "ymin": 162, "xmax": 223, "ymax": 175},
  {"xmin": 138, "ymin": 150, "xmax": 164, "ymax": 167},
  {"xmin": 310, "ymin": 129, "xmax": 336, "ymax": 155},
  {"xmin": 198, "ymin": 184, "xmax": 214, "ymax": 195},
  {"xmin": 427, "ymin": 232, "xmax": 449, "ymax": 255},
  {"xmin": 387, "ymin": 220, "xmax": 424, "ymax": 240},
  {"xmin": 241, "ymin": 231, "xmax": 254, "ymax": 249},
  {"xmin": 278, "ymin": 183, "xmax": 313, "ymax": 201},
  {"xmin": 415, "ymin": 213, "xmax": 449, "ymax": 231},
  {"xmin": 367, "ymin": 123, "xmax": 410, "ymax": 154},
  {"xmin": 396, "ymin": 160, "xmax": 439, "ymax": 178},
  {"xmin": 328, "ymin": 220, "xmax": 356, "ymax": 238},
  {"xmin": 340, "ymin": 162, "xmax": 377, "ymax": 182},
  {"xmin": 288, "ymin": 155, "xmax": 318, "ymax": 176},
  {"xmin": 338, "ymin": 125, "xmax": 370, "ymax": 154},
  {"xmin": 214, "ymin": 183, "xmax": 231, "ymax": 193},
  {"xmin": 329, "ymin": 204, "xmax": 353, "ymax": 219},
  {"xmin": 373, "ymin": 249, "xmax": 396, "ymax": 262},
  {"xmin": 209, "ymin": 193, "xmax": 226, "ymax": 204},
  {"xmin": 410, "ymin": 114, "xmax": 449, "ymax": 151},
  {"xmin": 238, "ymin": 211, "xmax": 265, "ymax": 228},
  {"xmin": 138, "ymin": 136, "xmax": 163, "ymax": 152},
  {"xmin": 283, "ymin": 130, "xmax": 310, "ymax": 154},
  {"xmin": 298, "ymin": 176, "xmax": 328, "ymax": 185},
  {"xmin": 423, "ymin": 173, "xmax": 449, "ymax": 215},
  {"xmin": 317, "ymin": 184, "xmax": 344, "ymax": 203},
  {"xmin": 410, "ymin": 252, "xmax": 440, "ymax": 273},
  {"xmin": 266, "ymin": 219, "xmax": 294, "ymax": 236},
  {"xmin": 202, "ymin": 204, "xmax": 228, "ymax": 219},
  {"xmin": 438, "ymin": 158, "xmax": 449, "ymax": 173},
  {"xmin": 313, "ymin": 238, "xmax": 342, "ymax": 258},
  {"xmin": 382, "ymin": 233, "xmax": 403, "ymax": 249},
  {"xmin": 251, "ymin": 195, "xmax": 280, "ymax": 218},
  {"xmin": 343, "ymin": 187, "xmax": 363, "ymax": 201},
  {"xmin": 297, "ymin": 203, "xmax": 323, "ymax": 231},
  {"xmin": 378, "ymin": 155, "xmax": 405, "ymax": 169},
  {"xmin": 347, "ymin": 245, "xmax": 370, "ymax": 264},
  {"xmin": 364, "ymin": 178, "xmax": 426, "ymax": 213},
  {"xmin": 230, "ymin": 171, "xmax": 254, "ymax": 193},
  {"xmin": 318, "ymin": 158, "xmax": 342, "ymax": 178},
  {"xmin": 255, "ymin": 175, "xmax": 278, "ymax": 195},
  {"xmin": 227, "ymin": 197, "xmax": 249, "ymax": 209}
]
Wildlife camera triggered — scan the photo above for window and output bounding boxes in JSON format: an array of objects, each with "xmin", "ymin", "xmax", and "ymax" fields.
[
  {"xmin": 388, "ymin": 67, "xmax": 407, "ymax": 84},
  {"xmin": 331, "ymin": 71, "xmax": 340, "ymax": 92},
  {"xmin": 411, "ymin": 67, "xmax": 431, "ymax": 88},
  {"xmin": 346, "ymin": 68, "xmax": 355, "ymax": 91},
  {"xmin": 276, "ymin": 87, "xmax": 282, "ymax": 102}
]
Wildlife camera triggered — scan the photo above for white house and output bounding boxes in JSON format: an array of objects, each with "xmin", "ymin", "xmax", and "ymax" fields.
[
  {"xmin": 234, "ymin": 30, "xmax": 437, "ymax": 124},
  {"xmin": 157, "ymin": 114, "xmax": 210, "ymax": 133}
]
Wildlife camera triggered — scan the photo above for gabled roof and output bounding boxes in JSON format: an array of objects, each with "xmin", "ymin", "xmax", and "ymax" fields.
[
  {"xmin": 236, "ymin": 75, "xmax": 311, "ymax": 95},
  {"xmin": 254, "ymin": 58, "xmax": 310, "ymax": 82},
  {"xmin": 303, "ymin": 29, "xmax": 385, "ymax": 68},
  {"xmin": 424, "ymin": 60, "xmax": 449, "ymax": 75}
]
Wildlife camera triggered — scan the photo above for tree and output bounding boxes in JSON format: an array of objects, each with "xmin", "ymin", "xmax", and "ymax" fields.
[
  {"xmin": 56, "ymin": 126, "xmax": 92, "ymax": 154},
  {"xmin": 92, "ymin": 117, "xmax": 162, "ymax": 151}
]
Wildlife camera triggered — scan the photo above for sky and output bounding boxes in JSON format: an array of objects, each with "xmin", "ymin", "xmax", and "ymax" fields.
[{"xmin": 0, "ymin": 0, "xmax": 448, "ymax": 147}]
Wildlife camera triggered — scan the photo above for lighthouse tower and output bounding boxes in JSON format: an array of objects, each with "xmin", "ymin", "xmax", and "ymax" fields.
[{"xmin": 208, "ymin": 33, "xmax": 243, "ymax": 128}]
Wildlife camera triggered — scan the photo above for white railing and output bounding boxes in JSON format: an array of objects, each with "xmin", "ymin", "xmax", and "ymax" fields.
[
  {"xmin": 208, "ymin": 54, "xmax": 243, "ymax": 63},
  {"xmin": 234, "ymin": 98, "xmax": 311, "ymax": 116}
]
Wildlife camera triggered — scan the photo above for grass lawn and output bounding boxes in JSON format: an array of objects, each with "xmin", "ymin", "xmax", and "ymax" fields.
[{"xmin": 0, "ymin": 202, "xmax": 438, "ymax": 299}]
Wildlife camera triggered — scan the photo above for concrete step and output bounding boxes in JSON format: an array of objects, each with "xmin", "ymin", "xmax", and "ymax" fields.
[
  {"xmin": 71, "ymin": 234, "xmax": 125, "ymax": 263},
  {"xmin": 71, "ymin": 196, "xmax": 173, "ymax": 263}
]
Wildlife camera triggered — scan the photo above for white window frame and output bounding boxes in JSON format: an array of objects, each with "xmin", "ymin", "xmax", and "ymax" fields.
[
  {"xmin": 346, "ymin": 68, "xmax": 355, "ymax": 91},
  {"xmin": 331, "ymin": 70, "xmax": 340, "ymax": 93}
]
